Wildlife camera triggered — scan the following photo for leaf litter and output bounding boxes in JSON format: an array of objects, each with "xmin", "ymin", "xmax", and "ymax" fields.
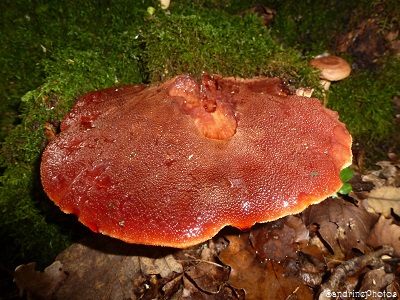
[{"xmin": 14, "ymin": 158, "xmax": 400, "ymax": 299}]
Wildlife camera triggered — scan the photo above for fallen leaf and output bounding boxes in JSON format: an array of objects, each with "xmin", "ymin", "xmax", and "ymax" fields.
[
  {"xmin": 184, "ymin": 250, "xmax": 229, "ymax": 295},
  {"xmin": 181, "ymin": 275, "xmax": 242, "ymax": 300},
  {"xmin": 359, "ymin": 269, "xmax": 396, "ymax": 300},
  {"xmin": 162, "ymin": 274, "xmax": 184, "ymax": 298},
  {"xmin": 185, "ymin": 261, "xmax": 228, "ymax": 294},
  {"xmin": 249, "ymin": 215, "xmax": 309, "ymax": 262},
  {"xmin": 374, "ymin": 161, "xmax": 400, "ymax": 186},
  {"xmin": 141, "ymin": 254, "xmax": 183, "ymax": 278},
  {"xmin": 362, "ymin": 160, "xmax": 400, "ymax": 187},
  {"xmin": 296, "ymin": 246, "xmax": 327, "ymax": 287},
  {"xmin": 53, "ymin": 234, "xmax": 182, "ymax": 299},
  {"xmin": 219, "ymin": 233, "xmax": 313, "ymax": 300},
  {"xmin": 363, "ymin": 186, "xmax": 400, "ymax": 217},
  {"xmin": 362, "ymin": 174, "xmax": 386, "ymax": 187},
  {"xmin": 367, "ymin": 215, "xmax": 400, "ymax": 256},
  {"xmin": 302, "ymin": 197, "xmax": 378, "ymax": 258},
  {"xmin": 348, "ymin": 171, "xmax": 375, "ymax": 193},
  {"xmin": 14, "ymin": 261, "xmax": 67, "ymax": 300}
]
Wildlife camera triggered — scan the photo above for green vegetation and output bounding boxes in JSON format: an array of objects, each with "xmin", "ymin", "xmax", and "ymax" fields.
[
  {"xmin": 141, "ymin": 7, "xmax": 316, "ymax": 85},
  {"xmin": 338, "ymin": 167, "xmax": 355, "ymax": 195},
  {"xmin": 1, "ymin": 0, "xmax": 399, "ymax": 267},
  {"xmin": 329, "ymin": 66, "xmax": 397, "ymax": 142}
]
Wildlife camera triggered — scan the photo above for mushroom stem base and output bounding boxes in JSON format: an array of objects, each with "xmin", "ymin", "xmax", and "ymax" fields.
[
  {"xmin": 320, "ymin": 79, "xmax": 331, "ymax": 91},
  {"xmin": 319, "ymin": 79, "xmax": 331, "ymax": 106}
]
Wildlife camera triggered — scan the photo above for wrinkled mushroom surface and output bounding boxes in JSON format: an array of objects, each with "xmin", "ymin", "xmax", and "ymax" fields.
[{"xmin": 41, "ymin": 74, "xmax": 352, "ymax": 248}]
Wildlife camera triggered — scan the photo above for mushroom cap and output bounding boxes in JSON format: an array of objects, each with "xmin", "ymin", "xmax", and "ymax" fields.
[
  {"xmin": 160, "ymin": 0, "xmax": 170, "ymax": 9},
  {"xmin": 310, "ymin": 55, "xmax": 351, "ymax": 81},
  {"xmin": 41, "ymin": 74, "xmax": 352, "ymax": 248}
]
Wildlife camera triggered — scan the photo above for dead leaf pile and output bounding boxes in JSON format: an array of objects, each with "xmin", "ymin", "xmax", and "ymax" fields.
[
  {"xmin": 357, "ymin": 158, "xmax": 400, "ymax": 257},
  {"xmin": 361, "ymin": 159, "xmax": 400, "ymax": 218},
  {"xmin": 13, "ymin": 160, "xmax": 400, "ymax": 299},
  {"xmin": 218, "ymin": 219, "xmax": 314, "ymax": 300},
  {"xmin": 362, "ymin": 160, "xmax": 400, "ymax": 188}
]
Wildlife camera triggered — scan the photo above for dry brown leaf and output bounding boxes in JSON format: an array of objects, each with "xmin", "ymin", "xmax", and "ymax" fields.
[
  {"xmin": 53, "ymin": 234, "xmax": 182, "ymax": 299},
  {"xmin": 175, "ymin": 240, "xmax": 232, "ymax": 297},
  {"xmin": 219, "ymin": 233, "xmax": 314, "ymax": 300},
  {"xmin": 362, "ymin": 161, "xmax": 400, "ymax": 187},
  {"xmin": 295, "ymin": 245, "xmax": 327, "ymax": 288},
  {"xmin": 14, "ymin": 261, "xmax": 67, "ymax": 300},
  {"xmin": 185, "ymin": 261, "xmax": 228, "ymax": 294},
  {"xmin": 302, "ymin": 197, "xmax": 378, "ymax": 257},
  {"xmin": 359, "ymin": 269, "xmax": 396, "ymax": 300},
  {"xmin": 249, "ymin": 215, "xmax": 309, "ymax": 262},
  {"xmin": 140, "ymin": 254, "xmax": 183, "ymax": 278},
  {"xmin": 157, "ymin": 255, "xmax": 184, "ymax": 277},
  {"xmin": 367, "ymin": 215, "xmax": 400, "ymax": 256},
  {"xmin": 362, "ymin": 174, "xmax": 387, "ymax": 187},
  {"xmin": 184, "ymin": 243, "xmax": 229, "ymax": 294},
  {"xmin": 363, "ymin": 186, "xmax": 400, "ymax": 217},
  {"xmin": 38, "ymin": 233, "xmax": 239, "ymax": 300},
  {"xmin": 55, "ymin": 237, "xmax": 140, "ymax": 299},
  {"xmin": 162, "ymin": 274, "xmax": 184, "ymax": 298}
]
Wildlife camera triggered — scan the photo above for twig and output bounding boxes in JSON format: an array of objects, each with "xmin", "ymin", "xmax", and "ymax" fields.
[{"xmin": 318, "ymin": 245, "xmax": 394, "ymax": 299}]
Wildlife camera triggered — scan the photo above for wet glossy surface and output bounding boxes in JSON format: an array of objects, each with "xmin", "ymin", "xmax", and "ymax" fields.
[{"xmin": 41, "ymin": 74, "xmax": 352, "ymax": 247}]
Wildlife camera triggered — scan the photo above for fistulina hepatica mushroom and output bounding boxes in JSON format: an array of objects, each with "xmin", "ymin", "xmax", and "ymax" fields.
[{"xmin": 41, "ymin": 74, "xmax": 352, "ymax": 248}]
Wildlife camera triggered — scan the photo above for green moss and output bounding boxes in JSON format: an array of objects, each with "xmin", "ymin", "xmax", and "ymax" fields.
[
  {"xmin": 0, "ymin": 163, "xmax": 72, "ymax": 265},
  {"xmin": 329, "ymin": 70, "xmax": 395, "ymax": 141},
  {"xmin": 332, "ymin": 55, "xmax": 399, "ymax": 140},
  {"xmin": 140, "ymin": 8, "xmax": 316, "ymax": 85},
  {"xmin": 328, "ymin": 56, "xmax": 399, "ymax": 164},
  {"xmin": 186, "ymin": 0, "xmax": 259, "ymax": 14},
  {"xmin": 0, "ymin": 0, "xmax": 150, "ymax": 142}
]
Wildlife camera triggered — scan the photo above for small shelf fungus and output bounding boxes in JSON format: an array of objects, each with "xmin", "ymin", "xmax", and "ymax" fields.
[{"xmin": 41, "ymin": 74, "xmax": 352, "ymax": 248}]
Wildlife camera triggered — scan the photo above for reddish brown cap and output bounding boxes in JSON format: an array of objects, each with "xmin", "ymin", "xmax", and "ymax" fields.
[
  {"xmin": 310, "ymin": 55, "xmax": 351, "ymax": 81},
  {"xmin": 41, "ymin": 74, "xmax": 352, "ymax": 248}
]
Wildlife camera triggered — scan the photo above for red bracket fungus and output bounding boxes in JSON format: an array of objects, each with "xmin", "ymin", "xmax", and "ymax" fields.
[{"xmin": 41, "ymin": 74, "xmax": 352, "ymax": 248}]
